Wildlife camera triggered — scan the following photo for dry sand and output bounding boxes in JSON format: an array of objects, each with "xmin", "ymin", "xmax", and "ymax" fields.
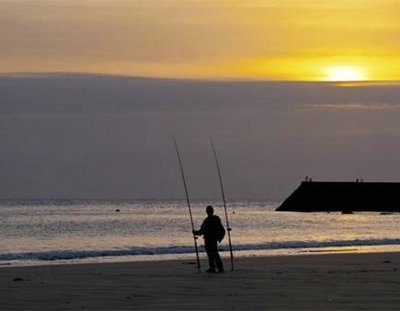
[{"xmin": 1, "ymin": 252, "xmax": 400, "ymax": 310}]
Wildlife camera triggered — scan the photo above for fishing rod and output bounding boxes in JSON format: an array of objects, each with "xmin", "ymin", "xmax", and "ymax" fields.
[
  {"xmin": 210, "ymin": 138, "xmax": 234, "ymax": 271},
  {"xmin": 172, "ymin": 136, "xmax": 201, "ymax": 273}
]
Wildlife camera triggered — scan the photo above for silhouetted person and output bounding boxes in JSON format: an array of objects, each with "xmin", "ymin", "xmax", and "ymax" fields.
[{"xmin": 193, "ymin": 205, "xmax": 224, "ymax": 273}]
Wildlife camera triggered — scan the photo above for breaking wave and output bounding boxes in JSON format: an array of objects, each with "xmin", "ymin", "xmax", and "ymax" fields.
[{"xmin": 2, "ymin": 238, "xmax": 400, "ymax": 262}]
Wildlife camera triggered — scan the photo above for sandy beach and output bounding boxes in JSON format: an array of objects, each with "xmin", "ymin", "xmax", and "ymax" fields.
[{"xmin": 1, "ymin": 252, "xmax": 400, "ymax": 310}]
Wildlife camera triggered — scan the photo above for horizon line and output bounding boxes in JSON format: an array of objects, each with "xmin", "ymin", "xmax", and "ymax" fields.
[{"xmin": 1, "ymin": 71, "xmax": 400, "ymax": 86}]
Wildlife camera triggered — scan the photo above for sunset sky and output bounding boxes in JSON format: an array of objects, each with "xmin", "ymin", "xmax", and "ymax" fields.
[
  {"xmin": 1, "ymin": 0, "xmax": 400, "ymax": 81},
  {"xmin": 1, "ymin": 1, "xmax": 400, "ymax": 200}
]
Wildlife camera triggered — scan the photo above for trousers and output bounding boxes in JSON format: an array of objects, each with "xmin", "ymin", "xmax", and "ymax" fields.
[{"xmin": 205, "ymin": 238, "xmax": 224, "ymax": 272}]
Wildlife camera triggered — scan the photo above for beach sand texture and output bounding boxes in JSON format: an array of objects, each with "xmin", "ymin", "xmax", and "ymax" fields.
[{"xmin": 1, "ymin": 252, "xmax": 400, "ymax": 310}]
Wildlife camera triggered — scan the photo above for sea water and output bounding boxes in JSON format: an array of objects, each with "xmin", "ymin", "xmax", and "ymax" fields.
[{"xmin": 2, "ymin": 199, "xmax": 400, "ymax": 267}]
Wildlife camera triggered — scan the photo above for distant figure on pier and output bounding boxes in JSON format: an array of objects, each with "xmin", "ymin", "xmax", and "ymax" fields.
[{"xmin": 193, "ymin": 205, "xmax": 225, "ymax": 273}]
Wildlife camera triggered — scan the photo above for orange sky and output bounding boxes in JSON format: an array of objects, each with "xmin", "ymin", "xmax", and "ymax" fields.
[{"xmin": 1, "ymin": 0, "xmax": 399, "ymax": 81}]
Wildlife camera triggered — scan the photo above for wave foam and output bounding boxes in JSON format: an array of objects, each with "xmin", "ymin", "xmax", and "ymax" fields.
[{"xmin": 2, "ymin": 238, "xmax": 400, "ymax": 262}]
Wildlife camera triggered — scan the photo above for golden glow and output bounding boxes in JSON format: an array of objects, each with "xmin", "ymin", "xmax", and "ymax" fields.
[
  {"xmin": 324, "ymin": 66, "xmax": 366, "ymax": 82},
  {"xmin": 233, "ymin": 56, "xmax": 400, "ymax": 82},
  {"xmin": 0, "ymin": 0, "xmax": 399, "ymax": 81}
]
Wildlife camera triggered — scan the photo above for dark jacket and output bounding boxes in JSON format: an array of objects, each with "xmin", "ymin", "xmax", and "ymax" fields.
[{"xmin": 196, "ymin": 215, "xmax": 224, "ymax": 241}]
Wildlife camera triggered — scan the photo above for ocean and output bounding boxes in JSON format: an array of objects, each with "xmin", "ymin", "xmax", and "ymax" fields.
[{"xmin": 2, "ymin": 199, "xmax": 400, "ymax": 267}]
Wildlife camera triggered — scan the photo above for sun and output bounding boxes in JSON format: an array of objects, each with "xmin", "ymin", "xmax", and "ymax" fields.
[{"xmin": 324, "ymin": 66, "xmax": 366, "ymax": 82}]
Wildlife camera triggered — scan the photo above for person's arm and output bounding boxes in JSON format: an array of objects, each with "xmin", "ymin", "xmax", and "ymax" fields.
[
  {"xmin": 193, "ymin": 229, "xmax": 201, "ymax": 235},
  {"xmin": 193, "ymin": 219, "xmax": 206, "ymax": 236}
]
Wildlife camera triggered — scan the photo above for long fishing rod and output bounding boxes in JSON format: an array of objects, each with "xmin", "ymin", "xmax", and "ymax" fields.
[
  {"xmin": 210, "ymin": 138, "xmax": 234, "ymax": 271},
  {"xmin": 172, "ymin": 136, "xmax": 201, "ymax": 273}
]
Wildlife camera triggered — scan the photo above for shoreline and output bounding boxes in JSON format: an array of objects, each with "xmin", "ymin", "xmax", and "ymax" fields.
[
  {"xmin": 2, "ymin": 251, "xmax": 400, "ymax": 310},
  {"xmin": 3, "ymin": 243, "xmax": 400, "ymax": 269}
]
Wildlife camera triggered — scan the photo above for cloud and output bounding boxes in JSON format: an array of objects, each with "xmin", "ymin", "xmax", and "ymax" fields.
[
  {"xmin": 1, "ymin": 74, "xmax": 400, "ymax": 200},
  {"xmin": 304, "ymin": 103, "xmax": 400, "ymax": 110}
]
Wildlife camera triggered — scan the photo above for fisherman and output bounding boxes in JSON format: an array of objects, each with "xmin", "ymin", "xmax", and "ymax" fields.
[{"xmin": 193, "ymin": 205, "xmax": 225, "ymax": 273}]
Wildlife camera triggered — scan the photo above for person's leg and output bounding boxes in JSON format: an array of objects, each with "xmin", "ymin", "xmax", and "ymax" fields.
[
  {"xmin": 215, "ymin": 250, "xmax": 224, "ymax": 272},
  {"xmin": 205, "ymin": 242, "xmax": 216, "ymax": 272}
]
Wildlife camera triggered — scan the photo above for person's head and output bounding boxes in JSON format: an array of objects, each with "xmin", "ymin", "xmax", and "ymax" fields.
[{"xmin": 206, "ymin": 205, "xmax": 214, "ymax": 216}]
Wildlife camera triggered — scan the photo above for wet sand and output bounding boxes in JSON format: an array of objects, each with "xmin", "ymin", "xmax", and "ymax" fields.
[{"xmin": 1, "ymin": 252, "xmax": 400, "ymax": 310}]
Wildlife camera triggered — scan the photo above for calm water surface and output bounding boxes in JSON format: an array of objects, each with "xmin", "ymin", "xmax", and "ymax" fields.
[{"xmin": 1, "ymin": 200, "xmax": 400, "ymax": 266}]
